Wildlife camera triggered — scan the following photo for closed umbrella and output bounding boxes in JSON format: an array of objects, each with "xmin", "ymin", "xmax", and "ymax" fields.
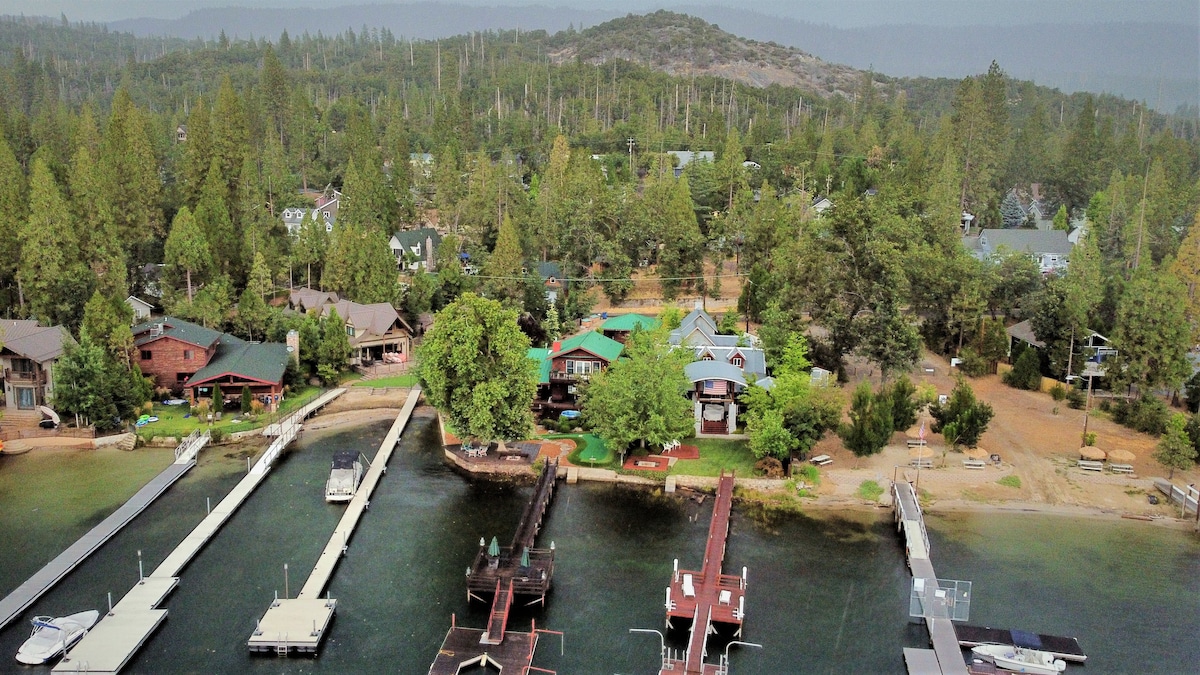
[
  {"xmin": 520, "ymin": 547, "xmax": 530, "ymax": 567},
  {"xmin": 963, "ymin": 447, "xmax": 989, "ymax": 460},
  {"xmin": 1107, "ymin": 448, "xmax": 1136, "ymax": 462},
  {"xmin": 488, "ymin": 536, "xmax": 500, "ymax": 557},
  {"xmin": 1079, "ymin": 446, "xmax": 1106, "ymax": 461}
]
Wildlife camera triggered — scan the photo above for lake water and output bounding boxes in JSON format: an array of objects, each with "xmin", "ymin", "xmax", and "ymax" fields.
[{"xmin": 0, "ymin": 415, "xmax": 1197, "ymax": 674}]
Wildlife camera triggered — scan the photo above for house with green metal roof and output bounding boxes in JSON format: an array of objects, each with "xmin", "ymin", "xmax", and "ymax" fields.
[
  {"xmin": 599, "ymin": 313, "xmax": 661, "ymax": 343},
  {"xmin": 528, "ymin": 331, "xmax": 625, "ymax": 417}
]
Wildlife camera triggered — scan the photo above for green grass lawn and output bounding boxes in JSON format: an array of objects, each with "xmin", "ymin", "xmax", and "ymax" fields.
[
  {"xmin": 667, "ymin": 438, "xmax": 758, "ymax": 477},
  {"xmin": 548, "ymin": 434, "xmax": 614, "ymax": 467},
  {"xmin": 352, "ymin": 373, "xmax": 420, "ymax": 388},
  {"xmin": 135, "ymin": 386, "xmax": 323, "ymax": 440}
]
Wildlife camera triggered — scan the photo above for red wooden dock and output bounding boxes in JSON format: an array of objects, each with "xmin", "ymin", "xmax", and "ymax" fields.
[{"xmin": 662, "ymin": 472, "xmax": 746, "ymax": 674}]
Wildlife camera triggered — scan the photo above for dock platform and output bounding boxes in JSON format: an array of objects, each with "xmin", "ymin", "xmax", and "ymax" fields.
[
  {"xmin": 248, "ymin": 389, "xmax": 421, "ymax": 655},
  {"xmin": 0, "ymin": 457, "xmax": 196, "ymax": 633},
  {"xmin": 55, "ymin": 389, "xmax": 347, "ymax": 674},
  {"xmin": 428, "ymin": 619, "xmax": 540, "ymax": 674},
  {"xmin": 954, "ymin": 624, "xmax": 1087, "ymax": 662}
]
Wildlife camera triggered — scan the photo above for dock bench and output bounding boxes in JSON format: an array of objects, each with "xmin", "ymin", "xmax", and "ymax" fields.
[
  {"xmin": 906, "ymin": 439, "xmax": 927, "ymax": 448},
  {"xmin": 1109, "ymin": 463, "xmax": 1135, "ymax": 474},
  {"xmin": 962, "ymin": 458, "xmax": 987, "ymax": 470},
  {"xmin": 810, "ymin": 454, "xmax": 833, "ymax": 466},
  {"xmin": 1077, "ymin": 459, "xmax": 1104, "ymax": 472}
]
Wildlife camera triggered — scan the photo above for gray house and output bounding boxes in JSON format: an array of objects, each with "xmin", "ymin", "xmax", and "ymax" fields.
[
  {"xmin": 390, "ymin": 228, "xmax": 441, "ymax": 272},
  {"xmin": 0, "ymin": 320, "xmax": 71, "ymax": 412},
  {"xmin": 666, "ymin": 151, "xmax": 715, "ymax": 178},
  {"xmin": 963, "ymin": 229, "xmax": 1073, "ymax": 274}
]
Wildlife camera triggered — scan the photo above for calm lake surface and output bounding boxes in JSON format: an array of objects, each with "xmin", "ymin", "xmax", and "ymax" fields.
[{"xmin": 0, "ymin": 414, "xmax": 1197, "ymax": 674}]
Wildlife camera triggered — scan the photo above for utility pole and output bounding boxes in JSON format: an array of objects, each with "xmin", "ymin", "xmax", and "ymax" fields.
[{"xmin": 627, "ymin": 137, "xmax": 636, "ymax": 174}]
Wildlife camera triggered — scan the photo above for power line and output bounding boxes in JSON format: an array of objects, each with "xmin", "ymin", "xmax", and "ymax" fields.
[{"xmin": 467, "ymin": 272, "xmax": 748, "ymax": 283}]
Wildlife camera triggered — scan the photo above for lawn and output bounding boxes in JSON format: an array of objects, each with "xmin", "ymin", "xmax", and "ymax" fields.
[
  {"xmin": 134, "ymin": 386, "xmax": 323, "ymax": 440},
  {"xmin": 667, "ymin": 438, "xmax": 758, "ymax": 477},
  {"xmin": 352, "ymin": 373, "xmax": 420, "ymax": 388},
  {"xmin": 548, "ymin": 434, "xmax": 614, "ymax": 467}
]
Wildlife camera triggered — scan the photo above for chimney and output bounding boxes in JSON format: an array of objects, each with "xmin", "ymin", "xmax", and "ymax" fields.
[
  {"xmin": 694, "ymin": 299, "xmax": 703, "ymax": 311},
  {"xmin": 551, "ymin": 341, "xmax": 561, "ymax": 353},
  {"xmin": 286, "ymin": 330, "xmax": 300, "ymax": 364}
]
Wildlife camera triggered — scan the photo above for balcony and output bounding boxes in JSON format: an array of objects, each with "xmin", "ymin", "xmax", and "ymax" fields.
[
  {"xmin": 4, "ymin": 368, "xmax": 44, "ymax": 384},
  {"xmin": 549, "ymin": 370, "xmax": 592, "ymax": 383}
]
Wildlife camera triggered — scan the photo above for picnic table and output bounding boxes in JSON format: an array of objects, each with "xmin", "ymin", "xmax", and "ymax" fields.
[{"xmin": 810, "ymin": 454, "xmax": 833, "ymax": 466}]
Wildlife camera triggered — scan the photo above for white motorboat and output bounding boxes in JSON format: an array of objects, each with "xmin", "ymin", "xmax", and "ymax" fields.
[
  {"xmin": 15, "ymin": 610, "xmax": 99, "ymax": 665},
  {"xmin": 324, "ymin": 450, "xmax": 363, "ymax": 503},
  {"xmin": 972, "ymin": 643, "xmax": 1067, "ymax": 675}
]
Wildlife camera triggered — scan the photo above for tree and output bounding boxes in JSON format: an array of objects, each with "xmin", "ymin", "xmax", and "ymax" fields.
[
  {"xmin": 483, "ymin": 212, "xmax": 524, "ymax": 303},
  {"xmin": 854, "ymin": 299, "xmax": 921, "ymax": 380},
  {"xmin": 1004, "ymin": 348, "xmax": 1042, "ymax": 390},
  {"xmin": 930, "ymin": 377, "xmax": 994, "ymax": 448},
  {"xmin": 748, "ymin": 408, "xmax": 797, "ymax": 461},
  {"xmin": 292, "ymin": 208, "xmax": 327, "ymax": 288},
  {"xmin": 81, "ymin": 290, "xmax": 134, "ymax": 365},
  {"xmin": 163, "ymin": 207, "xmax": 210, "ymax": 303},
  {"xmin": 1169, "ymin": 210, "xmax": 1200, "ymax": 343},
  {"xmin": 839, "ymin": 382, "xmax": 895, "ymax": 466},
  {"xmin": 1154, "ymin": 413, "xmax": 1196, "ymax": 478},
  {"xmin": 579, "ymin": 331, "xmax": 694, "ymax": 451},
  {"xmin": 744, "ymin": 334, "xmax": 843, "ymax": 461},
  {"xmin": 18, "ymin": 157, "xmax": 92, "ymax": 328},
  {"xmin": 317, "ymin": 307, "xmax": 351, "ymax": 384},
  {"xmin": 1109, "ymin": 269, "xmax": 1191, "ymax": 394},
  {"xmin": 195, "ymin": 157, "xmax": 239, "ymax": 278},
  {"xmin": 1000, "ymin": 191, "xmax": 1024, "ymax": 228},
  {"xmin": 53, "ymin": 331, "xmax": 115, "ymax": 429},
  {"xmin": 416, "ymin": 293, "xmax": 536, "ymax": 441},
  {"xmin": 886, "ymin": 375, "xmax": 919, "ymax": 432},
  {"xmin": 1052, "ymin": 204, "xmax": 1069, "ymax": 231},
  {"xmin": 241, "ymin": 386, "xmax": 253, "ymax": 413},
  {"xmin": 323, "ymin": 221, "xmax": 399, "ymax": 304}
]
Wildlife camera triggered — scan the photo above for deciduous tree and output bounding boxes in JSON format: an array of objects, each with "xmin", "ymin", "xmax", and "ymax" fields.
[{"xmin": 1154, "ymin": 413, "xmax": 1196, "ymax": 478}]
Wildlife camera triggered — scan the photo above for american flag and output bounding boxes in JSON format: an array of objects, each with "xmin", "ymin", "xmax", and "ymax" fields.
[
  {"xmin": 918, "ymin": 420, "xmax": 926, "ymax": 441},
  {"xmin": 702, "ymin": 379, "xmax": 728, "ymax": 395}
]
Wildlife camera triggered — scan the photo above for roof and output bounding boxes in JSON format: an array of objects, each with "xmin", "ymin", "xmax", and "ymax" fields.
[
  {"xmin": 550, "ymin": 331, "xmax": 624, "ymax": 363},
  {"xmin": 320, "ymin": 299, "xmax": 414, "ymax": 341},
  {"xmin": 0, "ymin": 321, "xmax": 71, "ymax": 363},
  {"xmin": 685, "ymin": 360, "xmax": 747, "ymax": 387},
  {"xmin": 600, "ymin": 313, "xmax": 661, "ymax": 332},
  {"xmin": 666, "ymin": 150, "xmax": 715, "ymax": 168},
  {"xmin": 535, "ymin": 261, "xmax": 562, "ymax": 282},
  {"xmin": 391, "ymin": 227, "xmax": 441, "ymax": 251},
  {"xmin": 289, "ymin": 287, "xmax": 340, "ymax": 312},
  {"xmin": 1007, "ymin": 320, "xmax": 1045, "ymax": 349},
  {"xmin": 133, "ymin": 317, "xmax": 223, "ymax": 350},
  {"xmin": 527, "ymin": 347, "xmax": 551, "ymax": 384},
  {"xmin": 125, "ymin": 295, "xmax": 154, "ymax": 310},
  {"xmin": 186, "ymin": 339, "xmax": 289, "ymax": 387},
  {"xmin": 966, "ymin": 229, "xmax": 1073, "ymax": 257}
]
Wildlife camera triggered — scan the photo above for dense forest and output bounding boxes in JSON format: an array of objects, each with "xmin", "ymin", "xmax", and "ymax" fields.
[{"xmin": 0, "ymin": 12, "xmax": 1198, "ymax": 432}]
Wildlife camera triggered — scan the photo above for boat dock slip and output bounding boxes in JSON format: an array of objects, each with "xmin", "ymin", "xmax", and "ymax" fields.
[
  {"xmin": 428, "ymin": 458, "xmax": 561, "ymax": 675},
  {"xmin": 892, "ymin": 481, "xmax": 969, "ymax": 675},
  {"xmin": 248, "ymin": 389, "xmax": 421, "ymax": 655},
  {"xmin": 0, "ymin": 440, "xmax": 203, "ymax": 632},
  {"xmin": 955, "ymin": 625, "xmax": 1087, "ymax": 662},
  {"xmin": 55, "ymin": 389, "xmax": 347, "ymax": 674},
  {"xmin": 659, "ymin": 472, "xmax": 747, "ymax": 675}
]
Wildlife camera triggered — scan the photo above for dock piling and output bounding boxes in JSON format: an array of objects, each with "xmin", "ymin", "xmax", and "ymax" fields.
[{"xmin": 137, "ymin": 550, "xmax": 143, "ymax": 584}]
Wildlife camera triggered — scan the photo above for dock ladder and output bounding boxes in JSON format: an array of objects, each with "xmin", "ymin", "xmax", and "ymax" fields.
[
  {"xmin": 482, "ymin": 579, "xmax": 513, "ymax": 645},
  {"xmin": 275, "ymin": 633, "xmax": 288, "ymax": 656}
]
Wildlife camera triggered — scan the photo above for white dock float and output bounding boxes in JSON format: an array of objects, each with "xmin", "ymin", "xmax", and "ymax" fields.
[
  {"xmin": 248, "ymin": 389, "xmax": 421, "ymax": 655},
  {"xmin": 55, "ymin": 389, "xmax": 347, "ymax": 674}
]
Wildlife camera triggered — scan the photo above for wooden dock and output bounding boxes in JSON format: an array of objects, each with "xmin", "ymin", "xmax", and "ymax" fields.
[
  {"xmin": 429, "ymin": 458, "xmax": 560, "ymax": 675},
  {"xmin": 54, "ymin": 389, "xmax": 346, "ymax": 674},
  {"xmin": 0, "ymin": 457, "xmax": 197, "ymax": 633},
  {"xmin": 893, "ymin": 481, "xmax": 969, "ymax": 675},
  {"xmin": 660, "ymin": 472, "xmax": 747, "ymax": 675},
  {"xmin": 954, "ymin": 624, "xmax": 1087, "ymax": 662},
  {"xmin": 248, "ymin": 389, "xmax": 421, "ymax": 655}
]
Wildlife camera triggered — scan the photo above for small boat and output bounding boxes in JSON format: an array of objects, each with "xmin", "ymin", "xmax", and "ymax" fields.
[
  {"xmin": 972, "ymin": 643, "xmax": 1067, "ymax": 675},
  {"xmin": 325, "ymin": 450, "xmax": 363, "ymax": 503},
  {"xmin": 15, "ymin": 610, "xmax": 100, "ymax": 664}
]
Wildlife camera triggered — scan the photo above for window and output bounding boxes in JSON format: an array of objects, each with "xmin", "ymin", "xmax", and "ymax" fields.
[
  {"xmin": 731, "ymin": 356, "xmax": 744, "ymax": 368},
  {"xmin": 141, "ymin": 350, "xmax": 152, "ymax": 361},
  {"xmin": 183, "ymin": 350, "xmax": 194, "ymax": 360},
  {"xmin": 345, "ymin": 325, "xmax": 354, "ymax": 337},
  {"xmin": 176, "ymin": 372, "xmax": 191, "ymax": 384},
  {"xmin": 702, "ymin": 353, "xmax": 714, "ymax": 361}
]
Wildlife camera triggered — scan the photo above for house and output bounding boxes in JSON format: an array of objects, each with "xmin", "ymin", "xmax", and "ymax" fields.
[
  {"xmin": 812, "ymin": 195, "xmax": 833, "ymax": 215},
  {"xmin": 528, "ymin": 331, "xmax": 624, "ymax": 416},
  {"xmin": 963, "ymin": 229, "xmax": 1073, "ymax": 274},
  {"xmin": 1006, "ymin": 319, "xmax": 1116, "ymax": 380},
  {"xmin": 176, "ymin": 124, "xmax": 187, "ymax": 142},
  {"xmin": 684, "ymin": 360, "xmax": 745, "ymax": 435},
  {"xmin": 0, "ymin": 320, "xmax": 70, "ymax": 413},
  {"xmin": 666, "ymin": 150, "xmax": 715, "ymax": 178},
  {"xmin": 533, "ymin": 261, "xmax": 564, "ymax": 303},
  {"xmin": 409, "ymin": 152, "xmax": 435, "ymax": 178},
  {"xmin": 126, "ymin": 296, "xmax": 154, "ymax": 323},
  {"xmin": 390, "ymin": 228, "xmax": 441, "ymax": 272},
  {"xmin": 282, "ymin": 189, "xmax": 342, "ymax": 235},
  {"xmin": 132, "ymin": 317, "xmax": 291, "ymax": 410},
  {"xmin": 668, "ymin": 307, "xmax": 766, "ymax": 380},
  {"xmin": 314, "ymin": 299, "xmax": 414, "ymax": 366},
  {"xmin": 599, "ymin": 313, "xmax": 661, "ymax": 344},
  {"xmin": 287, "ymin": 287, "xmax": 340, "ymax": 314}
]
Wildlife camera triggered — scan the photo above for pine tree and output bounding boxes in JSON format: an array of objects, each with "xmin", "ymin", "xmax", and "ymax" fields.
[
  {"xmin": 99, "ymin": 88, "xmax": 162, "ymax": 259},
  {"xmin": 195, "ymin": 157, "xmax": 240, "ymax": 278},
  {"xmin": 317, "ymin": 307, "xmax": 351, "ymax": 384},
  {"xmin": 483, "ymin": 212, "xmax": 523, "ymax": 302},
  {"xmin": 839, "ymin": 382, "xmax": 894, "ymax": 466},
  {"xmin": 1154, "ymin": 413, "xmax": 1197, "ymax": 479},
  {"xmin": 0, "ymin": 121, "xmax": 27, "ymax": 304},
  {"xmin": 1169, "ymin": 211, "xmax": 1200, "ymax": 343},
  {"xmin": 292, "ymin": 209, "xmax": 327, "ymax": 288},
  {"xmin": 1000, "ymin": 190, "xmax": 1024, "ymax": 228},
  {"xmin": 19, "ymin": 157, "xmax": 92, "ymax": 328},
  {"xmin": 181, "ymin": 97, "xmax": 212, "ymax": 206},
  {"xmin": 163, "ymin": 206, "xmax": 211, "ymax": 303},
  {"xmin": 210, "ymin": 75, "xmax": 248, "ymax": 191},
  {"xmin": 81, "ymin": 289, "xmax": 135, "ymax": 365}
]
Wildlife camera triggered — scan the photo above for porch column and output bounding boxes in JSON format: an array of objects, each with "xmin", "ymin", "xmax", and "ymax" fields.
[
  {"xmin": 694, "ymin": 399, "xmax": 702, "ymax": 436},
  {"xmin": 727, "ymin": 402, "xmax": 737, "ymax": 434}
]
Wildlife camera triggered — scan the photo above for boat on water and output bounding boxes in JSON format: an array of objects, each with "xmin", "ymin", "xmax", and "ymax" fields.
[
  {"xmin": 325, "ymin": 450, "xmax": 363, "ymax": 503},
  {"xmin": 15, "ymin": 610, "xmax": 100, "ymax": 664},
  {"xmin": 971, "ymin": 643, "xmax": 1067, "ymax": 675}
]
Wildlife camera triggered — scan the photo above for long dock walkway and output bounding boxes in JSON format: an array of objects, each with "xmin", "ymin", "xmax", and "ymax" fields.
[
  {"xmin": 659, "ymin": 472, "xmax": 746, "ymax": 675},
  {"xmin": 54, "ymin": 389, "xmax": 346, "ymax": 674},
  {"xmin": 0, "ymin": 432, "xmax": 210, "ymax": 633},
  {"xmin": 893, "ymin": 481, "xmax": 968, "ymax": 675},
  {"xmin": 429, "ymin": 458, "xmax": 560, "ymax": 675},
  {"xmin": 248, "ymin": 388, "xmax": 421, "ymax": 654}
]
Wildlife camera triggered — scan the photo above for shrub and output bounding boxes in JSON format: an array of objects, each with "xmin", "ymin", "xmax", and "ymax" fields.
[
  {"xmin": 1003, "ymin": 348, "xmax": 1042, "ymax": 390},
  {"xmin": 997, "ymin": 475, "xmax": 1022, "ymax": 489},
  {"xmin": 957, "ymin": 347, "xmax": 990, "ymax": 377},
  {"xmin": 1066, "ymin": 387, "xmax": 1086, "ymax": 409},
  {"xmin": 1082, "ymin": 431, "xmax": 1097, "ymax": 447},
  {"xmin": 556, "ymin": 418, "xmax": 573, "ymax": 433},
  {"xmin": 210, "ymin": 427, "xmax": 227, "ymax": 443},
  {"xmin": 1049, "ymin": 384, "xmax": 1067, "ymax": 401},
  {"xmin": 755, "ymin": 457, "xmax": 784, "ymax": 477},
  {"xmin": 857, "ymin": 480, "xmax": 884, "ymax": 501},
  {"xmin": 1111, "ymin": 395, "xmax": 1169, "ymax": 436},
  {"xmin": 250, "ymin": 399, "xmax": 265, "ymax": 416},
  {"xmin": 793, "ymin": 464, "xmax": 821, "ymax": 485}
]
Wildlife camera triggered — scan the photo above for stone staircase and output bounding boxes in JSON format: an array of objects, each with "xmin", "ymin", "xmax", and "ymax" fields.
[{"xmin": 1, "ymin": 409, "xmax": 44, "ymax": 431}]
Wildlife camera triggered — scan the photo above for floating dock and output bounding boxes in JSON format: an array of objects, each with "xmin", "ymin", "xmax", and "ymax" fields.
[
  {"xmin": 0, "ymin": 432, "xmax": 209, "ymax": 632},
  {"xmin": 954, "ymin": 624, "xmax": 1087, "ymax": 662},
  {"xmin": 428, "ymin": 458, "xmax": 560, "ymax": 675},
  {"xmin": 248, "ymin": 388, "xmax": 421, "ymax": 655},
  {"xmin": 893, "ymin": 481, "xmax": 969, "ymax": 675},
  {"xmin": 658, "ymin": 472, "xmax": 746, "ymax": 675},
  {"xmin": 54, "ymin": 390, "xmax": 345, "ymax": 674}
]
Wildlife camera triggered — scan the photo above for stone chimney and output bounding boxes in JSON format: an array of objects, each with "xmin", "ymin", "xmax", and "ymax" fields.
[
  {"xmin": 425, "ymin": 235, "xmax": 436, "ymax": 272},
  {"xmin": 286, "ymin": 330, "xmax": 300, "ymax": 364}
]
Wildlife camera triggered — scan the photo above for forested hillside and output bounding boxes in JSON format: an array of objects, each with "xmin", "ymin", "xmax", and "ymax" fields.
[{"xmin": 0, "ymin": 11, "xmax": 1197, "ymax": 431}]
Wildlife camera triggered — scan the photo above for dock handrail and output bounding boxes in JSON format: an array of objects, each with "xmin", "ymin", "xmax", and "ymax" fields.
[{"xmin": 173, "ymin": 430, "xmax": 200, "ymax": 461}]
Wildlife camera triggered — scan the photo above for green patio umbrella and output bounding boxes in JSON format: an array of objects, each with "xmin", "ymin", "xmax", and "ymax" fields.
[
  {"xmin": 488, "ymin": 536, "xmax": 500, "ymax": 557},
  {"xmin": 520, "ymin": 546, "xmax": 530, "ymax": 567}
]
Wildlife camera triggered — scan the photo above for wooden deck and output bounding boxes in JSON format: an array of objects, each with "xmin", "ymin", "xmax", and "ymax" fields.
[
  {"xmin": 248, "ymin": 390, "xmax": 421, "ymax": 655},
  {"xmin": 955, "ymin": 624, "xmax": 1087, "ymax": 662},
  {"xmin": 54, "ymin": 388, "xmax": 348, "ymax": 674},
  {"xmin": 428, "ymin": 622, "xmax": 539, "ymax": 675},
  {"xmin": 661, "ymin": 472, "xmax": 746, "ymax": 675},
  {"xmin": 0, "ymin": 459, "xmax": 196, "ymax": 632}
]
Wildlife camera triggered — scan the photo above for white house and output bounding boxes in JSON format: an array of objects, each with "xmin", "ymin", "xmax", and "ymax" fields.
[
  {"xmin": 963, "ymin": 229, "xmax": 1073, "ymax": 275},
  {"xmin": 390, "ymin": 228, "xmax": 441, "ymax": 272},
  {"xmin": 126, "ymin": 296, "xmax": 154, "ymax": 323},
  {"xmin": 282, "ymin": 190, "xmax": 341, "ymax": 235}
]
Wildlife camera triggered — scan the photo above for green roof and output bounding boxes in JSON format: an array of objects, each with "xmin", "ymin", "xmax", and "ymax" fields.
[
  {"xmin": 551, "ymin": 331, "xmax": 624, "ymax": 362},
  {"xmin": 527, "ymin": 347, "xmax": 551, "ymax": 384},
  {"xmin": 600, "ymin": 313, "xmax": 661, "ymax": 332},
  {"xmin": 134, "ymin": 316, "xmax": 223, "ymax": 349},
  {"xmin": 187, "ymin": 340, "xmax": 290, "ymax": 386}
]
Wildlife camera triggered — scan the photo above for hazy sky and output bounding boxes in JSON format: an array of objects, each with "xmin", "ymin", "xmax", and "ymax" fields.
[{"xmin": 2, "ymin": 0, "xmax": 1196, "ymax": 26}]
